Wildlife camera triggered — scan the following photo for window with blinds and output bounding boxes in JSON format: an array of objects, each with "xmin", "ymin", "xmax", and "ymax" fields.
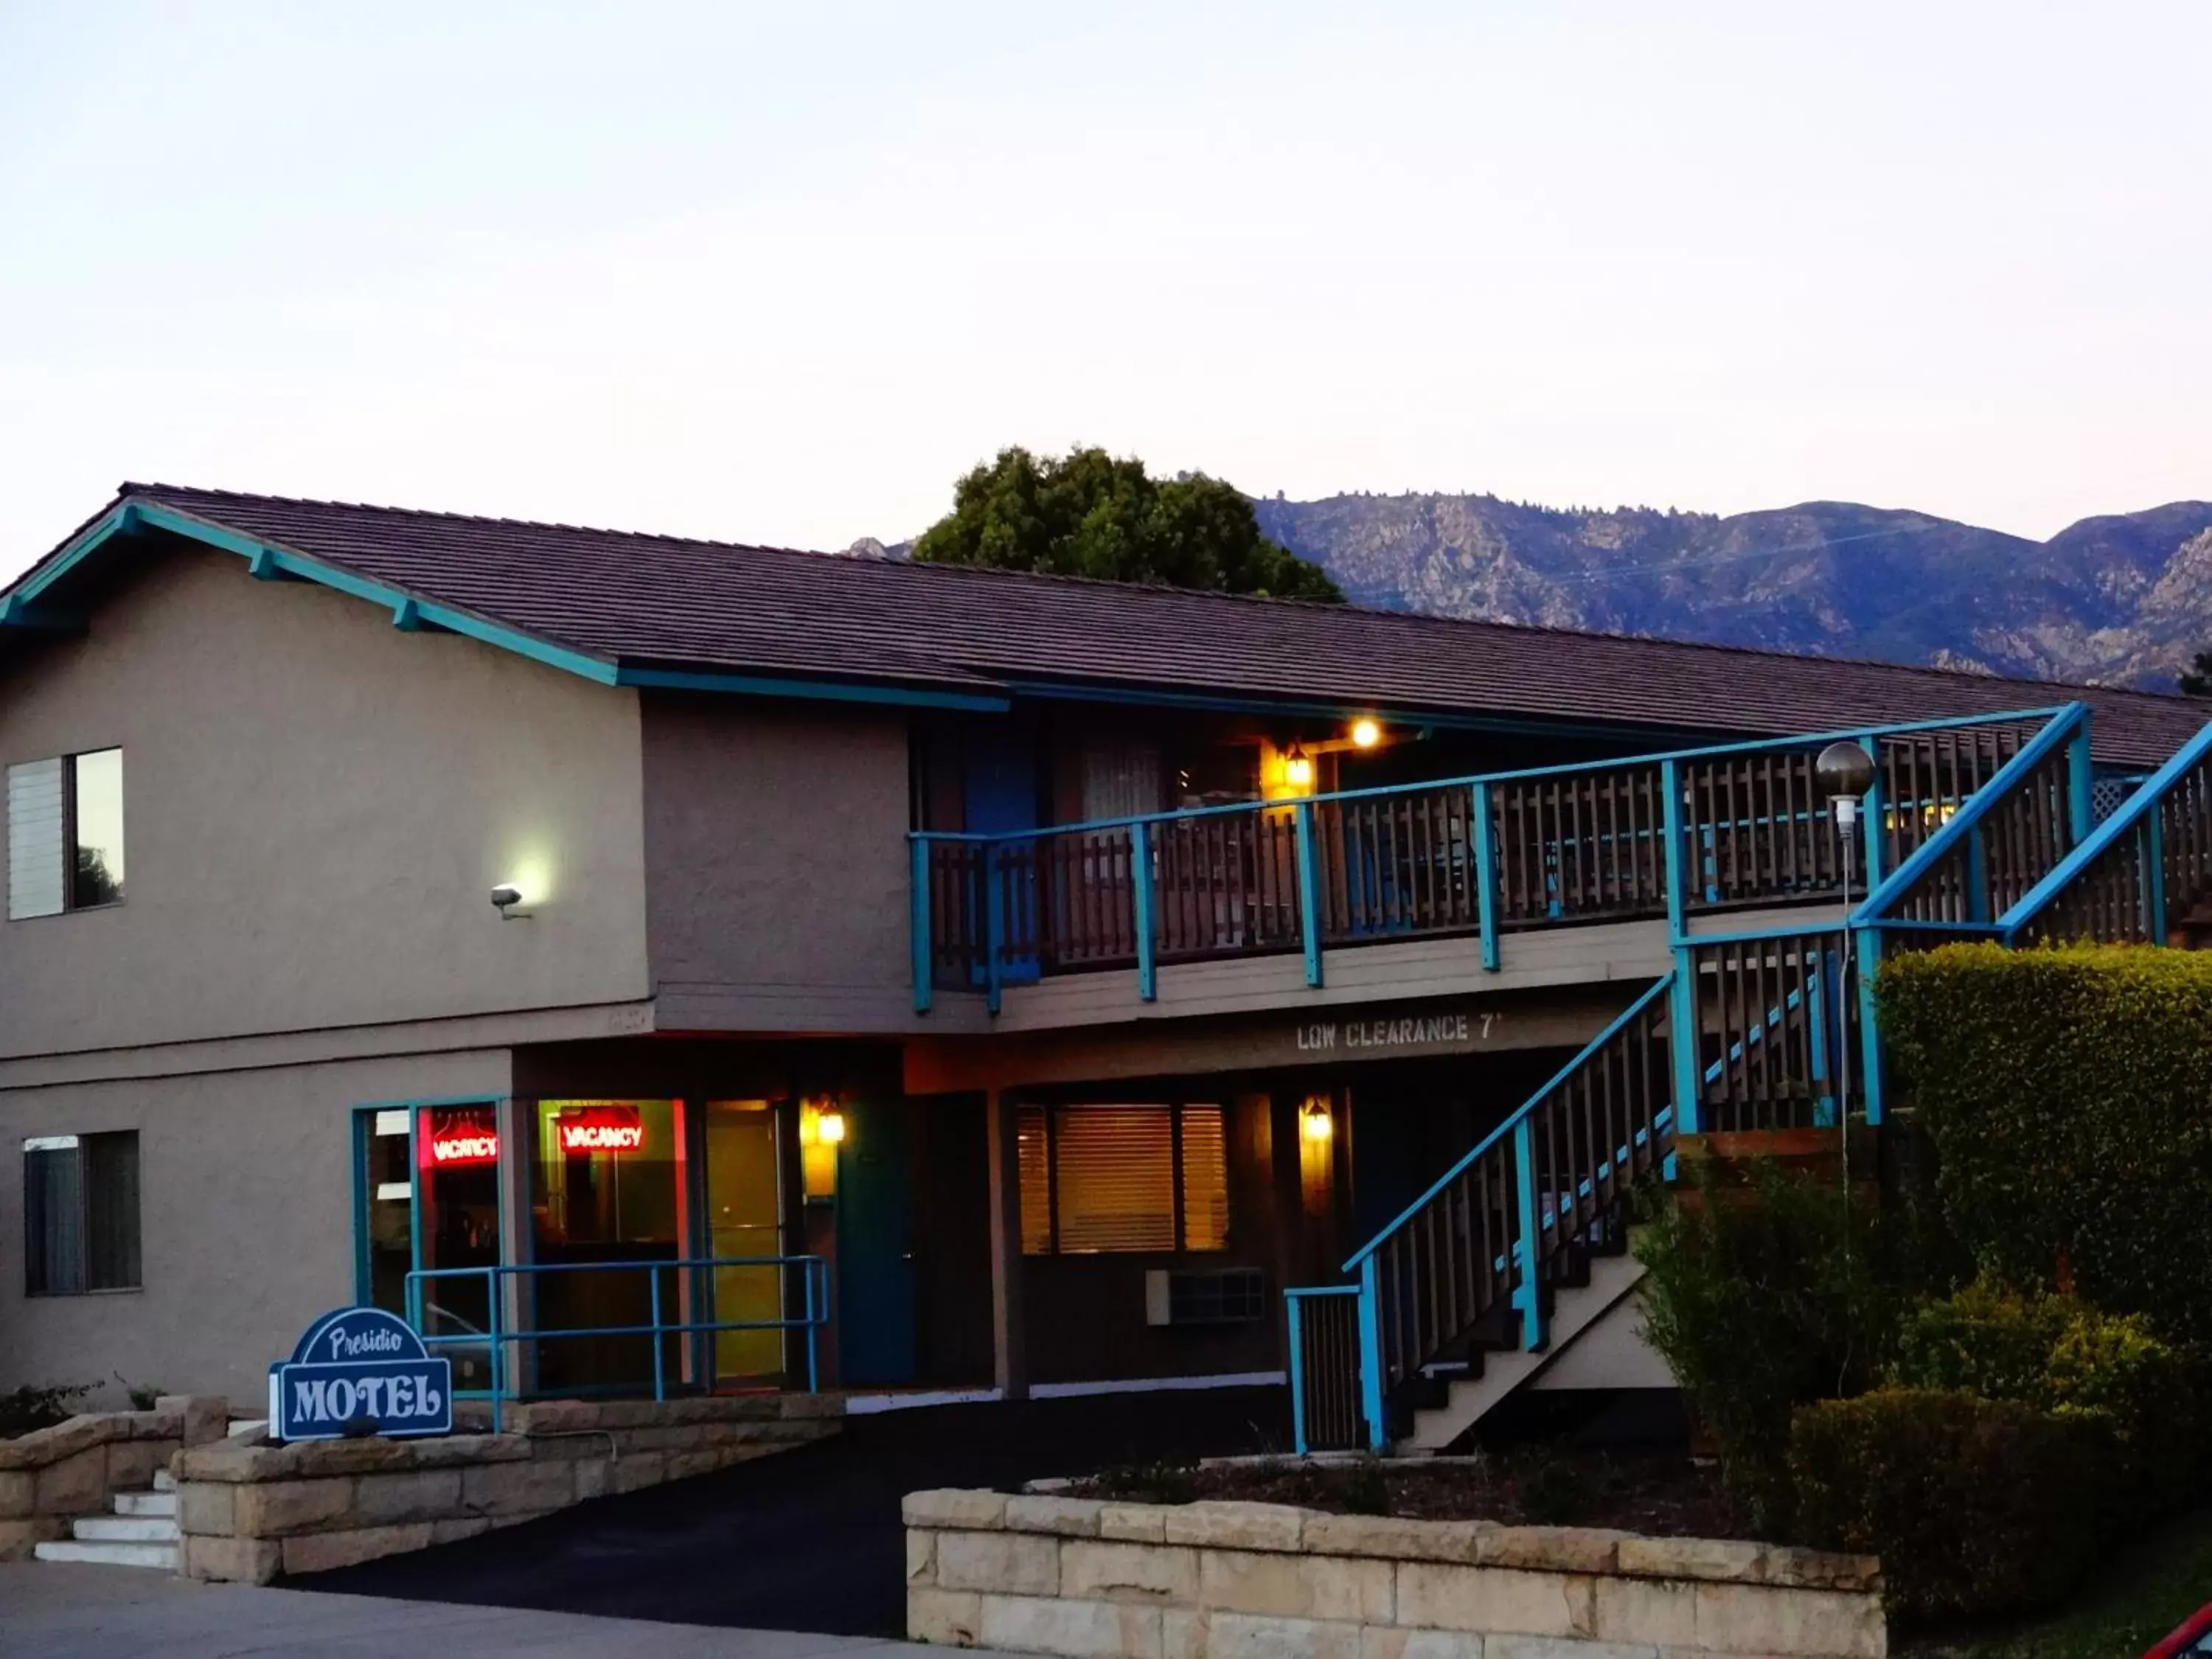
[
  {"xmin": 1015, "ymin": 1103, "xmax": 1230, "ymax": 1256},
  {"xmin": 7, "ymin": 748, "xmax": 125, "ymax": 919}
]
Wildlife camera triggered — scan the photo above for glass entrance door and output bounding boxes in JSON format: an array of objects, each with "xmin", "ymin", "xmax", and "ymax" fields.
[
  {"xmin": 704, "ymin": 1100, "xmax": 785, "ymax": 1383},
  {"xmin": 354, "ymin": 1103, "xmax": 501, "ymax": 1395}
]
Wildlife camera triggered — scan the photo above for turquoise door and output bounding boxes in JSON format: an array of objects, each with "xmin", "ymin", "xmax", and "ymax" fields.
[
  {"xmin": 835, "ymin": 1098, "xmax": 917, "ymax": 1386},
  {"xmin": 962, "ymin": 728, "xmax": 1040, "ymax": 984}
]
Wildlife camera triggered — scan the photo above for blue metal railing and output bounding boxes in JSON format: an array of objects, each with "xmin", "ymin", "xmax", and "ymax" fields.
[
  {"xmin": 1998, "ymin": 720, "xmax": 2212, "ymax": 945},
  {"xmin": 405, "ymin": 1255, "xmax": 828, "ymax": 1433},
  {"xmin": 912, "ymin": 706, "xmax": 2073, "ymax": 1015}
]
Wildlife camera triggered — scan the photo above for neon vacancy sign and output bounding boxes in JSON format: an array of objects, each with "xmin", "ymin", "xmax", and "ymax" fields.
[
  {"xmin": 421, "ymin": 1111, "xmax": 499, "ymax": 1169},
  {"xmin": 557, "ymin": 1104, "xmax": 645, "ymax": 1154}
]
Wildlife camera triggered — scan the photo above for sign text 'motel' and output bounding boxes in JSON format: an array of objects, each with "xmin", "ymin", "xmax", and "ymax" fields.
[{"xmin": 268, "ymin": 1306, "xmax": 454, "ymax": 1443}]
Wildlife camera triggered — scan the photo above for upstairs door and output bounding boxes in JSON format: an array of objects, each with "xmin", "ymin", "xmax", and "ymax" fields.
[{"xmin": 962, "ymin": 727, "xmax": 1041, "ymax": 984}]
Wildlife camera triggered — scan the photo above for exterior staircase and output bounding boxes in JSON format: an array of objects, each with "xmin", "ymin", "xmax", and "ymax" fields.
[
  {"xmin": 1287, "ymin": 704, "xmax": 2212, "ymax": 1455},
  {"xmin": 33, "ymin": 1469, "xmax": 178, "ymax": 1569}
]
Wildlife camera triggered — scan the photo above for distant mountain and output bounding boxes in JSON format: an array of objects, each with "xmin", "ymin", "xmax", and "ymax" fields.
[{"xmin": 1246, "ymin": 495, "xmax": 2212, "ymax": 690}]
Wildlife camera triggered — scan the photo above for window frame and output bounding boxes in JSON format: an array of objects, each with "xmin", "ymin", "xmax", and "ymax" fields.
[
  {"xmin": 1018, "ymin": 1101, "xmax": 1231, "ymax": 1258},
  {"xmin": 4, "ymin": 745, "xmax": 125, "ymax": 920},
  {"xmin": 22, "ymin": 1129, "xmax": 142, "ymax": 1297}
]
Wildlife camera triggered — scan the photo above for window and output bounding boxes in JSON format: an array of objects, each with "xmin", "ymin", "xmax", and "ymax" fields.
[
  {"xmin": 24, "ymin": 1131, "xmax": 141, "ymax": 1295},
  {"xmin": 7, "ymin": 748, "xmax": 125, "ymax": 919},
  {"xmin": 1016, "ymin": 1104, "xmax": 1229, "ymax": 1256}
]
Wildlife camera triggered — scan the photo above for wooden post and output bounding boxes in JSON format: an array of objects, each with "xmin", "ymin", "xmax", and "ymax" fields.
[{"xmin": 984, "ymin": 1085, "xmax": 1029, "ymax": 1399}]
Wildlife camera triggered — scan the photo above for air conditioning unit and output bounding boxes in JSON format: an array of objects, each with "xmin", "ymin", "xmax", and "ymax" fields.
[{"xmin": 1144, "ymin": 1267, "xmax": 1266, "ymax": 1327}]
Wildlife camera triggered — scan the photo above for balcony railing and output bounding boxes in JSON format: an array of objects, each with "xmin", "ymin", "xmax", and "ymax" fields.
[{"xmin": 909, "ymin": 706, "xmax": 2082, "ymax": 1013}]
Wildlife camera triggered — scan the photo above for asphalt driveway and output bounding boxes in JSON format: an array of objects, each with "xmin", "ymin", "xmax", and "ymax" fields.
[{"xmin": 304, "ymin": 1387, "xmax": 1290, "ymax": 1636}]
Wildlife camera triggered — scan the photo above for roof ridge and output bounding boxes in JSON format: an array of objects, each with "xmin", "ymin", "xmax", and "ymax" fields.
[{"xmin": 119, "ymin": 481, "xmax": 816, "ymax": 560}]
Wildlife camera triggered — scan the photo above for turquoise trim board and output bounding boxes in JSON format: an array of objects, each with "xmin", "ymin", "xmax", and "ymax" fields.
[{"xmin": 2, "ymin": 498, "xmax": 1012, "ymax": 714}]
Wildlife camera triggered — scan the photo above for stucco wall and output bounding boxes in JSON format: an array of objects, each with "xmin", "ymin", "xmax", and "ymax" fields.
[
  {"xmin": 0, "ymin": 1047, "xmax": 509, "ymax": 1407},
  {"xmin": 640, "ymin": 691, "xmax": 917, "ymax": 1032},
  {"xmin": 0, "ymin": 540, "xmax": 651, "ymax": 1060}
]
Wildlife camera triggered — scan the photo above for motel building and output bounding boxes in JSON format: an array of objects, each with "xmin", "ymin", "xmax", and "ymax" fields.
[{"xmin": 3, "ymin": 483, "xmax": 2208, "ymax": 1454}]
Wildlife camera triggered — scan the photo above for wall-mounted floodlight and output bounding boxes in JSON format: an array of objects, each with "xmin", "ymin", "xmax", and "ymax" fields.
[{"xmin": 490, "ymin": 883, "xmax": 527, "ymax": 919}]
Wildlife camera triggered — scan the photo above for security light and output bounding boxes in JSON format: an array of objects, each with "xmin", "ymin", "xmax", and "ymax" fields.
[
  {"xmin": 1350, "ymin": 717, "xmax": 1382, "ymax": 749},
  {"xmin": 490, "ymin": 883, "xmax": 525, "ymax": 918}
]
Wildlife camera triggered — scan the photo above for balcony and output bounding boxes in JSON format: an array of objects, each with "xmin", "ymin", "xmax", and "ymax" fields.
[{"xmin": 911, "ymin": 705, "xmax": 2090, "ymax": 1016}]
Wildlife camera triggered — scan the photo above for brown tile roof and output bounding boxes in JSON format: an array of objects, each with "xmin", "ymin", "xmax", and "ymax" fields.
[{"xmin": 16, "ymin": 482, "xmax": 2208, "ymax": 767}]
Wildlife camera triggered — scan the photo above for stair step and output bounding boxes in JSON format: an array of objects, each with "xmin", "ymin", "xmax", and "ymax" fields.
[
  {"xmin": 113, "ymin": 1490, "xmax": 176, "ymax": 1518},
  {"xmin": 151, "ymin": 1470, "xmax": 177, "ymax": 1492},
  {"xmin": 74, "ymin": 1514, "xmax": 180, "ymax": 1543},
  {"xmin": 32, "ymin": 1539, "xmax": 178, "ymax": 1570}
]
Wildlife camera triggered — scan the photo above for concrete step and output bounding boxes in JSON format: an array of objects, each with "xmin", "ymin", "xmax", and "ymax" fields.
[
  {"xmin": 114, "ymin": 1490, "xmax": 177, "ymax": 1518},
  {"xmin": 151, "ymin": 1470, "xmax": 176, "ymax": 1492},
  {"xmin": 32, "ymin": 1539, "xmax": 178, "ymax": 1570},
  {"xmin": 74, "ymin": 1514, "xmax": 181, "ymax": 1544}
]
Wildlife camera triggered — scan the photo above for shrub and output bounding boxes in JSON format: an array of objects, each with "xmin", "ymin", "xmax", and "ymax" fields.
[
  {"xmin": 1635, "ymin": 1164, "xmax": 1926, "ymax": 1532},
  {"xmin": 1892, "ymin": 1277, "xmax": 2202, "ymax": 1496},
  {"xmin": 1788, "ymin": 1388, "xmax": 2114, "ymax": 1622},
  {"xmin": 0, "ymin": 1382, "xmax": 91, "ymax": 1437},
  {"xmin": 1877, "ymin": 944, "xmax": 2212, "ymax": 1339}
]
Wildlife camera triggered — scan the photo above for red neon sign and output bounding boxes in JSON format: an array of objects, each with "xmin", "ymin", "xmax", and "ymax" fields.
[
  {"xmin": 422, "ymin": 1112, "xmax": 500, "ymax": 1169},
  {"xmin": 557, "ymin": 1105, "xmax": 645, "ymax": 1155}
]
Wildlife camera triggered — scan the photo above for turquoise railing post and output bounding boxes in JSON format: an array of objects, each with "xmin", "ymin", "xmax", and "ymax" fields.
[
  {"xmin": 650, "ymin": 1268, "xmax": 665, "ymax": 1402},
  {"xmin": 1854, "ymin": 737, "xmax": 1887, "ymax": 1127},
  {"xmin": 1661, "ymin": 758, "xmax": 1687, "ymax": 942},
  {"xmin": 1130, "ymin": 818, "xmax": 1157, "ymax": 1002},
  {"xmin": 1511, "ymin": 1116, "xmax": 1547, "ymax": 1352},
  {"xmin": 804, "ymin": 1260, "xmax": 820, "ymax": 1391},
  {"xmin": 487, "ymin": 1266, "xmax": 505, "ymax": 1435},
  {"xmin": 1286, "ymin": 1293, "xmax": 1310, "ymax": 1455},
  {"xmin": 1356, "ymin": 1259, "xmax": 1387, "ymax": 1450},
  {"xmin": 2068, "ymin": 723, "xmax": 2095, "ymax": 847},
  {"xmin": 909, "ymin": 837, "xmax": 933, "ymax": 1015},
  {"xmin": 983, "ymin": 842, "xmax": 1005, "ymax": 1016},
  {"xmin": 1294, "ymin": 800, "xmax": 1324, "ymax": 988},
  {"xmin": 1806, "ymin": 961, "xmax": 1833, "ymax": 1127},
  {"xmin": 1472, "ymin": 782, "xmax": 1500, "ymax": 971},
  {"xmin": 1967, "ymin": 827, "xmax": 1991, "ymax": 922}
]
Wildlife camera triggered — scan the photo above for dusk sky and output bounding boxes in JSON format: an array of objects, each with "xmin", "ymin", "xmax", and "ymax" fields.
[{"xmin": 3, "ymin": 1, "xmax": 2207, "ymax": 577}]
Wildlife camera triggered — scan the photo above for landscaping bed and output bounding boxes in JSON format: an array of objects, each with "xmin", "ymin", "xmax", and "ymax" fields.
[{"xmin": 1059, "ymin": 1442, "xmax": 1741, "ymax": 1539}]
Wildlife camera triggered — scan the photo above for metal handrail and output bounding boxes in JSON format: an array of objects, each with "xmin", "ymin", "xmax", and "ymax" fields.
[
  {"xmin": 405, "ymin": 1254, "xmax": 828, "ymax": 1434},
  {"xmin": 1997, "ymin": 720, "xmax": 2212, "ymax": 941},
  {"xmin": 1854, "ymin": 703, "xmax": 2089, "ymax": 923},
  {"xmin": 909, "ymin": 705, "xmax": 2074, "ymax": 848}
]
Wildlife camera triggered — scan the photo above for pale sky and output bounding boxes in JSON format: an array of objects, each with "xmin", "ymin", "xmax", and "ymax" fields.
[{"xmin": 2, "ymin": 1, "xmax": 2208, "ymax": 580}]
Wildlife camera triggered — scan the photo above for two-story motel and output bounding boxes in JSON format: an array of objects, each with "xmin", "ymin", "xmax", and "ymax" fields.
[{"xmin": 4, "ymin": 484, "xmax": 2204, "ymax": 1441}]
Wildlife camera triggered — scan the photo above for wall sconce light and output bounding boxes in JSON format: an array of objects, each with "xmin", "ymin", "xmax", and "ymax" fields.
[
  {"xmin": 1350, "ymin": 717, "xmax": 1382, "ymax": 750},
  {"xmin": 815, "ymin": 1109, "xmax": 846, "ymax": 1146},
  {"xmin": 1284, "ymin": 744, "xmax": 1315, "ymax": 791},
  {"xmin": 799, "ymin": 1099, "xmax": 844, "ymax": 1202},
  {"xmin": 490, "ymin": 883, "xmax": 529, "ymax": 919},
  {"xmin": 1301, "ymin": 1097, "xmax": 1335, "ymax": 1143}
]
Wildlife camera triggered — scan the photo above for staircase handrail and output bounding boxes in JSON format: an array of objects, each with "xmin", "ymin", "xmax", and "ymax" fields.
[
  {"xmin": 1995, "ymin": 720, "xmax": 2212, "ymax": 942},
  {"xmin": 1854, "ymin": 702, "xmax": 2090, "ymax": 925},
  {"xmin": 1342, "ymin": 973, "xmax": 1675, "ymax": 1274}
]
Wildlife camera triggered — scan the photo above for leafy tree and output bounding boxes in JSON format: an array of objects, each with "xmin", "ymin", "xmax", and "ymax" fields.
[
  {"xmin": 2180, "ymin": 651, "xmax": 2212, "ymax": 695},
  {"xmin": 913, "ymin": 446, "xmax": 1343, "ymax": 602}
]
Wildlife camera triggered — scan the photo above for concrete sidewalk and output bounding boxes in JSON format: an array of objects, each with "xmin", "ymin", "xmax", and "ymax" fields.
[{"xmin": 0, "ymin": 1562, "xmax": 1034, "ymax": 1658}]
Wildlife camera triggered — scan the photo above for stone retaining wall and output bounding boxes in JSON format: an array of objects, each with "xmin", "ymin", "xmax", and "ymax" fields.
[
  {"xmin": 0, "ymin": 1395, "xmax": 229, "ymax": 1558},
  {"xmin": 176, "ymin": 1394, "xmax": 841, "ymax": 1582},
  {"xmin": 904, "ymin": 1491, "xmax": 1884, "ymax": 1659}
]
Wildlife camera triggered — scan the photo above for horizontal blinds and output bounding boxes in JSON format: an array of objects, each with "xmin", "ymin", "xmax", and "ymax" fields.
[
  {"xmin": 1179, "ymin": 1105, "xmax": 1230, "ymax": 1251},
  {"xmin": 1016, "ymin": 1107, "xmax": 1052, "ymax": 1254},
  {"xmin": 1053, "ymin": 1106, "xmax": 1175, "ymax": 1253},
  {"xmin": 7, "ymin": 757, "xmax": 63, "ymax": 920}
]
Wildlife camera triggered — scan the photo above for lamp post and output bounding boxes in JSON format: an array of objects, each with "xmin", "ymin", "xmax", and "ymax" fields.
[{"xmin": 1814, "ymin": 742, "xmax": 1878, "ymax": 1187}]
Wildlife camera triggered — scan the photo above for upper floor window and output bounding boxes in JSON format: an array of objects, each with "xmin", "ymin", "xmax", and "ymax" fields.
[
  {"xmin": 7, "ymin": 748, "xmax": 125, "ymax": 919},
  {"xmin": 24, "ymin": 1130, "xmax": 142, "ymax": 1295}
]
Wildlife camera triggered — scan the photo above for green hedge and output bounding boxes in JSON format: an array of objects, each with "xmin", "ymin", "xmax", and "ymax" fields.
[
  {"xmin": 1789, "ymin": 1389, "xmax": 2115, "ymax": 1621},
  {"xmin": 1877, "ymin": 944, "xmax": 2212, "ymax": 1338}
]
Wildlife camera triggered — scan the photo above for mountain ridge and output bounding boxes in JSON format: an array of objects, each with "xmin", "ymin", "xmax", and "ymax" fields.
[{"xmin": 1246, "ymin": 493, "xmax": 2212, "ymax": 690}]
